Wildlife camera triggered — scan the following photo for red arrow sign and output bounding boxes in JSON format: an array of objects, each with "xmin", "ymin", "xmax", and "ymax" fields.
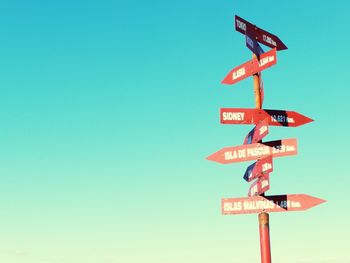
[
  {"xmin": 243, "ymin": 118, "xmax": 269, "ymax": 144},
  {"xmin": 206, "ymin": 138, "xmax": 297, "ymax": 164},
  {"xmin": 235, "ymin": 15, "xmax": 288, "ymax": 51},
  {"xmin": 222, "ymin": 48, "xmax": 277, "ymax": 85},
  {"xmin": 220, "ymin": 108, "xmax": 313, "ymax": 127},
  {"xmin": 244, "ymin": 155, "xmax": 273, "ymax": 182},
  {"xmin": 222, "ymin": 194, "xmax": 326, "ymax": 215},
  {"xmin": 248, "ymin": 174, "xmax": 270, "ymax": 197}
]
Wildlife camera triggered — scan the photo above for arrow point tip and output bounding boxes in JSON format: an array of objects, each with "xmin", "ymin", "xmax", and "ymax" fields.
[
  {"xmin": 206, "ymin": 155, "xmax": 214, "ymax": 161},
  {"xmin": 306, "ymin": 117, "xmax": 314, "ymax": 124},
  {"xmin": 319, "ymin": 198, "xmax": 327, "ymax": 204}
]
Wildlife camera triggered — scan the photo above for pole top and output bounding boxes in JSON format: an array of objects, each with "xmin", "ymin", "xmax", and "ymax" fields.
[{"xmin": 259, "ymin": 212, "xmax": 269, "ymax": 225}]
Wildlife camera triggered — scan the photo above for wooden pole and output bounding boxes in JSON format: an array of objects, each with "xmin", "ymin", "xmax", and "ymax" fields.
[
  {"xmin": 253, "ymin": 53, "xmax": 271, "ymax": 263},
  {"xmin": 259, "ymin": 212, "xmax": 271, "ymax": 263},
  {"xmin": 253, "ymin": 54, "xmax": 262, "ymax": 109}
]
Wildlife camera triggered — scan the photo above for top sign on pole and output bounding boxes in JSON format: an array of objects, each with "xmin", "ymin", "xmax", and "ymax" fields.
[{"xmin": 235, "ymin": 15, "xmax": 288, "ymax": 51}]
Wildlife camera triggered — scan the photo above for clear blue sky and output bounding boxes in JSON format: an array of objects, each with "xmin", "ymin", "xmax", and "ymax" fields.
[{"xmin": 0, "ymin": 1, "xmax": 349, "ymax": 263}]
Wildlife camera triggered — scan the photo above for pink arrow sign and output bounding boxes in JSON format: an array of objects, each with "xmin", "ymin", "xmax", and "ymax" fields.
[
  {"xmin": 222, "ymin": 48, "xmax": 277, "ymax": 85},
  {"xmin": 243, "ymin": 118, "xmax": 269, "ymax": 144},
  {"xmin": 222, "ymin": 194, "xmax": 326, "ymax": 215},
  {"xmin": 248, "ymin": 174, "xmax": 270, "ymax": 197},
  {"xmin": 220, "ymin": 108, "xmax": 313, "ymax": 127},
  {"xmin": 244, "ymin": 155, "xmax": 273, "ymax": 182},
  {"xmin": 235, "ymin": 15, "xmax": 288, "ymax": 51},
  {"xmin": 206, "ymin": 138, "xmax": 297, "ymax": 164},
  {"xmin": 207, "ymin": 138, "xmax": 297, "ymax": 164}
]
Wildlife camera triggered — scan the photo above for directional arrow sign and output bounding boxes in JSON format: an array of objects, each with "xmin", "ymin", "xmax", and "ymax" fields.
[
  {"xmin": 206, "ymin": 138, "xmax": 297, "ymax": 164},
  {"xmin": 244, "ymin": 155, "xmax": 273, "ymax": 182},
  {"xmin": 246, "ymin": 34, "xmax": 264, "ymax": 58},
  {"xmin": 235, "ymin": 15, "xmax": 288, "ymax": 51},
  {"xmin": 222, "ymin": 194, "xmax": 326, "ymax": 215},
  {"xmin": 248, "ymin": 174, "xmax": 270, "ymax": 197},
  {"xmin": 222, "ymin": 48, "xmax": 276, "ymax": 85},
  {"xmin": 220, "ymin": 108, "xmax": 313, "ymax": 127},
  {"xmin": 243, "ymin": 118, "xmax": 269, "ymax": 144}
]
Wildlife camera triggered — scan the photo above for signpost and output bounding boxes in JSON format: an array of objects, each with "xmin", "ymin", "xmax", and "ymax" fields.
[{"xmin": 206, "ymin": 15, "xmax": 325, "ymax": 263}]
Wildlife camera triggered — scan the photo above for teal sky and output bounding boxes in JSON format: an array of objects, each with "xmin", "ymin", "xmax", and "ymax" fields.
[{"xmin": 0, "ymin": 1, "xmax": 349, "ymax": 263}]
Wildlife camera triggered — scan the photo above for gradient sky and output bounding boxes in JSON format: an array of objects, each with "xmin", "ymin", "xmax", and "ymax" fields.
[{"xmin": 0, "ymin": 1, "xmax": 349, "ymax": 263}]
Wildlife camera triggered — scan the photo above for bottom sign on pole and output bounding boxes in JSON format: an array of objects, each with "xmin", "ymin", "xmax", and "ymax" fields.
[{"xmin": 222, "ymin": 194, "xmax": 326, "ymax": 215}]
